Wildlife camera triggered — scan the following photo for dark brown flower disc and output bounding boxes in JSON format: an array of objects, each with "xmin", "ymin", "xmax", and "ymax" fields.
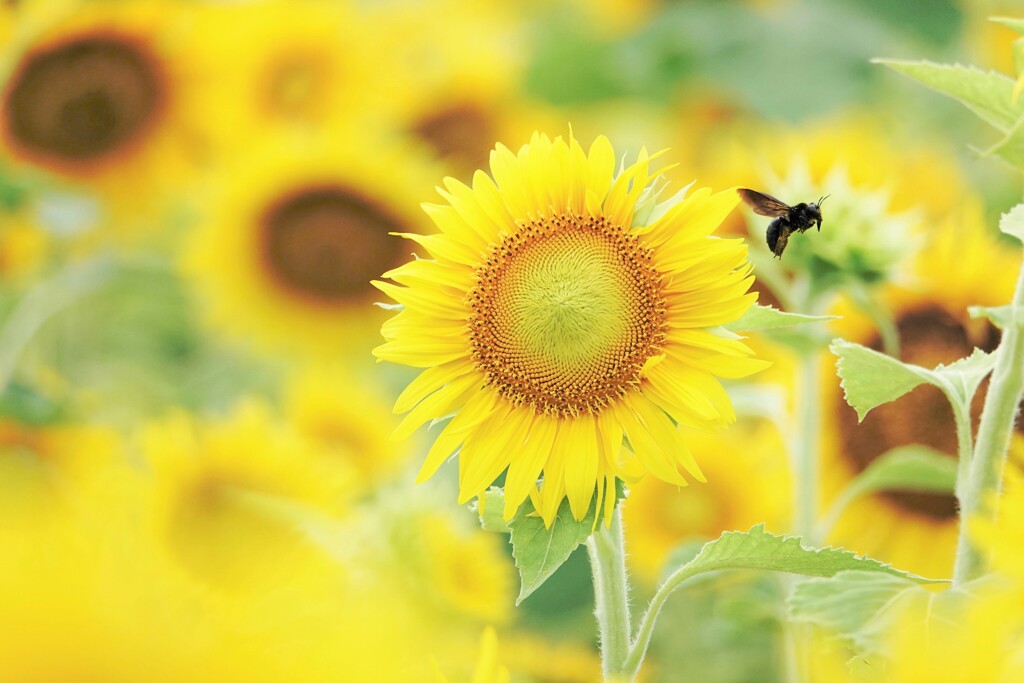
[
  {"xmin": 260, "ymin": 185, "xmax": 408, "ymax": 304},
  {"xmin": 3, "ymin": 35, "xmax": 165, "ymax": 164}
]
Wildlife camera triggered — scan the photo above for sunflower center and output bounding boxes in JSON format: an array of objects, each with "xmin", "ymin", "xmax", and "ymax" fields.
[
  {"xmin": 468, "ymin": 213, "xmax": 666, "ymax": 417},
  {"xmin": 411, "ymin": 103, "xmax": 495, "ymax": 173},
  {"xmin": 837, "ymin": 306, "xmax": 1001, "ymax": 520},
  {"xmin": 261, "ymin": 186, "xmax": 407, "ymax": 304},
  {"xmin": 263, "ymin": 53, "xmax": 329, "ymax": 119},
  {"xmin": 3, "ymin": 35, "xmax": 163, "ymax": 162}
]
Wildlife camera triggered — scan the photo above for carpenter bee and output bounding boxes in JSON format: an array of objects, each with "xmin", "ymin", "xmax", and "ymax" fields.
[{"xmin": 737, "ymin": 188, "xmax": 829, "ymax": 259}]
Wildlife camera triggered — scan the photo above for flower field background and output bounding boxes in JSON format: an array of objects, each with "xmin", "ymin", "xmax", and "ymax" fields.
[{"xmin": 2, "ymin": 0, "xmax": 1024, "ymax": 681}]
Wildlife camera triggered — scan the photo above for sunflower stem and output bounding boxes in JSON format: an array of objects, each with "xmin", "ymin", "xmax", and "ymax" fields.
[
  {"xmin": 792, "ymin": 297, "xmax": 824, "ymax": 541},
  {"xmin": 587, "ymin": 508, "xmax": 632, "ymax": 681},
  {"xmin": 952, "ymin": 256, "xmax": 1024, "ymax": 586}
]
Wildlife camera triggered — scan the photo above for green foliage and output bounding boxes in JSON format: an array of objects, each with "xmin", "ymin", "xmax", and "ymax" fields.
[
  {"xmin": 0, "ymin": 382, "xmax": 65, "ymax": 425},
  {"xmin": 479, "ymin": 484, "xmax": 625, "ymax": 605},
  {"xmin": 816, "ymin": 446, "xmax": 958, "ymax": 538},
  {"xmin": 877, "ymin": 60, "xmax": 1020, "ymax": 132},
  {"xmin": 831, "ymin": 340, "xmax": 932, "ymax": 421},
  {"xmin": 969, "ymin": 304, "xmax": 1023, "ymax": 329},
  {"xmin": 789, "ymin": 571, "xmax": 964, "ymax": 658},
  {"xmin": 476, "ymin": 487, "xmax": 510, "ymax": 533},
  {"xmin": 831, "ymin": 340, "xmax": 995, "ymax": 421},
  {"xmin": 670, "ymin": 524, "xmax": 937, "ymax": 582},
  {"xmin": 1000, "ymin": 202, "xmax": 1024, "ymax": 243},
  {"xmin": 838, "ymin": 445, "xmax": 957, "ymax": 499},
  {"xmin": 724, "ymin": 305, "xmax": 837, "ymax": 332}
]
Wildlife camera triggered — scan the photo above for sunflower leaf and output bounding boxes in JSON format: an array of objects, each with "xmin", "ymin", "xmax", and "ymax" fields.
[
  {"xmin": 815, "ymin": 446, "xmax": 957, "ymax": 539},
  {"xmin": 874, "ymin": 60, "xmax": 1021, "ymax": 132},
  {"xmin": 836, "ymin": 445, "xmax": 956, "ymax": 499},
  {"xmin": 999, "ymin": 202, "xmax": 1024, "ymax": 243},
  {"xmin": 508, "ymin": 481, "xmax": 626, "ymax": 605},
  {"xmin": 509, "ymin": 499, "xmax": 598, "ymax": 605},
  {"xmin": 724, "ymin": 305, "xmax": 837, "ymax": 332},
  {"xmin": 666, "ymin": 524, "xmax": 939, "ymax": 583},
  {"xmin": 992, "ymin": 16, "xmax": 1024, "ymax": 36},
  {"xmin": 830, "ymin": 340, "xmax": 933, "ymax": 421},
  {"xmin": 475, "ymin": 487, "xmax": 511, "ymax": 533},
  {"xmin": 980, "ymin": 117, "xmax": 1024, "ymax": 170},
  {"xmin": 969, "ymin": 304, "xmax": 1024, "ymax": 329},
  {"xmin": 788, "ymin": 571, "xmax": 969, "ymax": 658},
  {"xmin": 931, "ymin": 348, "xmax": 998, "ymax": 404}
]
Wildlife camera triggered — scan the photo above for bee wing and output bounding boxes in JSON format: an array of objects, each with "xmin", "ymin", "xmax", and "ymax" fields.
[{"xmin": 737, "ymin": 188, "xmax": 792, "ymax": 217}]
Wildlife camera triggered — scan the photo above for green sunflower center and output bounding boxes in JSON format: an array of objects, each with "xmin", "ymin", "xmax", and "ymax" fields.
[
  {"xmin": 260, "ymin": 185, "xmax": 408, "ymax": 304},
  {"xmin": 468, "ymin": 213, "xmax": 666, "ymax": 417},
  {"xmin": 3, "ymin": 35, "xmax": 164, "ymax": 163}
]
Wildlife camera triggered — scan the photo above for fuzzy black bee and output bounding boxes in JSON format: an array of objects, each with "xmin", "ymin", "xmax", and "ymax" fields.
[{"xmin": 737, "ymin": 188, "xmax": 829, "ymax": 259}]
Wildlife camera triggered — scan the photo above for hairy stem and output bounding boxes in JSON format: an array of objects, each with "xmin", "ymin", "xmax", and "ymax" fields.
[
  {"xmin": 952, "ymin": 259, "xmax": 1024, "ymax": 586},
  {"xmin": 587, "ymin": 508, "xmax": 632, "ymax": 681}
]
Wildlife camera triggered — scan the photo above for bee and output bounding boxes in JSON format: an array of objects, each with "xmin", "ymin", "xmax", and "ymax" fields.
[{"xmin": 737, "ymin": 188, "xmax": 829, "ymax": 259}]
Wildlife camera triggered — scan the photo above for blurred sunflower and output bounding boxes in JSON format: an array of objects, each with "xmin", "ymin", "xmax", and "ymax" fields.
[
  {"xmin": 624, "ymin": 421, "xmax": 791, "ymax": 582},
  {"xmin": 880, "ymin": 586, "xmax": 1024, "ymax": 683},
  {"xmin": 674, "ymin": 113, "xmax": 966, "ymax": 241},
  {"xmin": 283, "ymin": 364, "xmax": 411, "ymax": 490},
  {"xmin": 182, "ymin": 131, "xmax": 438, "ymax": 358},
  {"xmin": 140, "ymin": 402, "xmax": 346, "ymax": 592},
  {"xmin": 375, "ymin": 132, "xmax": 767, "ymax": 525},
  {"xmin": 0, "ymin": 0, "xmax": 199, "ymax": 226},
  {"xmin": 377, "ymin": 0, "xmax": 554, "ymax": 180},
  {"xmin": 189, "ymin": 0, "xmax": 391, "ymax": 152},
  {"xmin": 822, "ymin": 201, "xmax": 1019, "ymax": 579},
  {"xmin": 383, "ymin": 505, "xmax": 514, "ymax": 625}
]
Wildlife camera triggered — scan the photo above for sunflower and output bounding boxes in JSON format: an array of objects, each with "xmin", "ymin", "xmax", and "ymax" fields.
[
  {"xmin": 188, "ymin": 1, "xmax": 394, "ymax": 154},
  {"xmin": 0, "ymin": 0, "xmax": 199, "ymax": 225},
  {"xmin": 140, "ymin": 402, "xmax": 345, "ymax": 592},
  {"xmin": 283, "ymin": 364, "xmax": 411, "ymax": 490},
  {"xmin": 182, "ymin": 131, "xmax": 439, "ymax": 358},
  {"xmin": 375, "ymin": 132, "xmax": 768, "ymax": 525},
  {"xmin": 670, "ymin": 112, "xmax": 968, "ymax": 240},
  {"xmin": 374, "ymin": 0, "xmax": 556, "ymax": 181},
  {"xmin": 624, "ymin": 420, "xmax": 791, "ymax": 582},
  {"xmin": 822, "ymin": 200, "xmax": 1020, "ymax": 579}
]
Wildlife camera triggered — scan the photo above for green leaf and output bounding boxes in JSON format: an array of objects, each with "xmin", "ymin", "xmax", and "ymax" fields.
[
  {"xmin": 970, "ymin": 303, "xmax": 1024, "ymax": 328},
  {"xmin": 1000, "ymin": 202, "xmax": 1024, "ymax": 243},
  {"xmin": 672, "ymin": 524, "xmax": 938, "ymax": 583},
  {"xmin": 725, "ymin": 305, "xmax": 837, "ymax": 332},
  {"xmin": 658, "ymin": 539, "xmax": 707, "ymax": 584},
  {"xmin": 830, "ymin": 340, "xmax": 932, "ymax": 421},
  {"xmin": 508, "ymin": 480, "xmax": 626, "ymax": 605},
  {"xmin": 789, "ymin": 571, "xmax": 965, "ymax": 658},
  {"xmin": 832, "ymin": 340, "xmax": 995, "ymax": 421},
  {"xmin": 475, "ymin": 487, "xmax": 511, "ymax": 533},
  {"xmin": 980, "ymin": 115, "xmax": 1024, "ymax": 169},
  {"xmin": 839, "ymin": 445, "xmax": 957, "ymax": 499},
  {"xmin": 991, "ymin": 16, "xmax": 1024, "ymax": 36},
  {"xmin": 0, "ymin": 382, "xmax": 65, "ymax": 425},
  {"xmin": 816, "ymin": 446, "xmax": 958, "ymax": 538},
  {"xmin": 875, "ymin": 60, "xmax": 1020, "ymax": 132},
  {"xmin": 931, "ymin": 347, "xmax": 998, "ymax": 405}
]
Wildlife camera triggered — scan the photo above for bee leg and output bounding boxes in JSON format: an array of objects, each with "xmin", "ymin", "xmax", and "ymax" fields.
[{"xmin": 773, "ymin": 230, "xmax": 789, "ymax": 258}]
